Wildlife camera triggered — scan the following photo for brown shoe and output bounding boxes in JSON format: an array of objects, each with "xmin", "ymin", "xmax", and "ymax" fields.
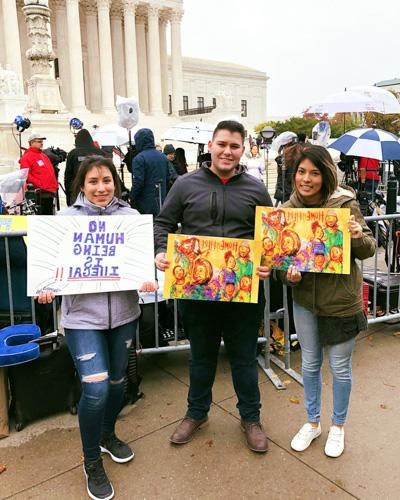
[
  {"xmin": 241, "ymin": 420, "xmax": 269, "ymax": 453},
  {"xmin": 170, "ymin": 417, "xmax": 208, "ymax": 444}
]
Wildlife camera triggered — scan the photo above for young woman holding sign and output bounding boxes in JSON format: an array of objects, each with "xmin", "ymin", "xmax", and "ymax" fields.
[
  {"xmin": 38, "ymin": 156, "xmax": 156, "ymax": 500},
  {"xmin": 281, "ymin": 146, "xmax": 375, "ymax": 458}
]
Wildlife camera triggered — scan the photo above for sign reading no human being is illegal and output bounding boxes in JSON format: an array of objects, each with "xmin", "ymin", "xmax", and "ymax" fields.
[{"xmin": 27, "ymin": 215, "xmax": 154, "ymax": 296}]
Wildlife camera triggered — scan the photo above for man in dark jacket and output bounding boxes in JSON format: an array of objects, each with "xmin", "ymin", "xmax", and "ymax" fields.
[
  {"xmin": 131, "ymin": 128, "xmax": 169, "ymax": 215},
  {"xmin": 65, "ymin": 129, "xmax": 104, "ymax": 205},
  {"xmin": 154, "ymin": 120, "xmax": 272, "ymax": 453}
]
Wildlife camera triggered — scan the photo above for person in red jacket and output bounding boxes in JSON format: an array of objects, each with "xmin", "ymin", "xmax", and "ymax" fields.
[
  {"xmin": 358, "ymin": 156, "xmax": 380, "ymax": 194},
  {"xmin": 19, "ymin": 132, "xmax": 58, "ymax": 214}
]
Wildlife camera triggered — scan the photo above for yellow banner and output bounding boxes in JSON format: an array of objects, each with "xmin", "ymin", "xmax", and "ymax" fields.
[
  {"xmin": 255, "ymin": 207, "xmax": 351, "ymax": 274},
  {"xmin": 164, "ymin": 234, "xmax": 262, "ymax": 303}
]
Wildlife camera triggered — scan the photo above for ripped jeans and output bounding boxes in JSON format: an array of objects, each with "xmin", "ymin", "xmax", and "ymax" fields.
[{"xmin": 65, "ymin": 321, "xmax": 137, "ymax": 463}]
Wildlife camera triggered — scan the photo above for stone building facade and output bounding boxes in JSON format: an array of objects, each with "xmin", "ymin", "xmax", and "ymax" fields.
[{"xmin": 0, "ymin": 0, "xmax": 268, "ymax": 167}]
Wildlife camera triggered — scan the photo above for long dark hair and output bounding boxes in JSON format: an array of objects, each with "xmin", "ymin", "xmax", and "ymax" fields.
[
  {"xmin": 175, "ymin": 147, "xmax": 188, "ymax": 174},
  {"xmin": 71, "ymin": 156, "xmax": 121, "ymax": 203},
  {"xmin": 293, "ymin": 145, "xmax": 338, "ymax": 203}
]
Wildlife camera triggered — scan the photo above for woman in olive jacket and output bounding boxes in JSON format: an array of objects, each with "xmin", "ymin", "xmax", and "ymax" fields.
[{"xmin": 281, "ymin": 145, "xmax": 375, "ymax": 458}]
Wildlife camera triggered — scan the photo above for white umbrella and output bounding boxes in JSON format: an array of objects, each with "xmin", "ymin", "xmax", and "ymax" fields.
[
  {"xmin": 347, "ymin": 85, "xmax": 400, "ymax": 114},
  {"xmin": 271, "ymin": 131, "xmax": 298, "ymax": 152},
  {"xmin": 92, "ymin": 124, "xmax": 139, "ymax": 146},
  {"xmin": 161, "ymin": 121, "xmax": 215, "ymax": 145},
  {"xmin": 306, "ymin": 90, "xmax": 383, "ymax": 114}
]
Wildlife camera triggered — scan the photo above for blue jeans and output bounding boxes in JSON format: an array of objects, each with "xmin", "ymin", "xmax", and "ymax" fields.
[
  {"xmin": 293, "ymin": 302, "xmax": 355, "ymax": 426},
  {"xmin": 65, "ymin": 321, "xmax": 137, "ymax": 463},
  {"xmin": 179, "ymin": 297, "xmax": 264, "ymax": 422}
]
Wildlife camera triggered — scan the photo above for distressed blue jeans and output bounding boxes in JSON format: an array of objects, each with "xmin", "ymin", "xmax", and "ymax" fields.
[
  {"xmin": 65, "ymin": 321, "xmax": 137, "ymax": 463},
  {"xmin": 293, "ymin": 302, "xmax": 356, "ymax": 426}
]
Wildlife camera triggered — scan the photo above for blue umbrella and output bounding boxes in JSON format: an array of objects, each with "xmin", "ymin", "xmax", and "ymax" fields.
[{"xmin": 328, "ymin": 128, "xmax": 400, "ymax": 160}]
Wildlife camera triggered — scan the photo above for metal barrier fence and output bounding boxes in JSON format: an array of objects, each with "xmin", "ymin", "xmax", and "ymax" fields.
[{"xmin": 3, "ymin": 213, "xmax": 400, "ymax": 390}]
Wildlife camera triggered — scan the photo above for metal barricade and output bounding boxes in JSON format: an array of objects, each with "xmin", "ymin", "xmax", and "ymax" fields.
[
  {"xmin": 363, "ymin": 213, "xmax": 400, "ymax": 325},
  {"xmin": 137, "ymin": 272, "xmax": 303, "ymax": 390}
]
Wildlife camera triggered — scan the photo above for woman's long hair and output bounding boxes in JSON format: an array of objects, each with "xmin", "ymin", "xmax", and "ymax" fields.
[
  {"xmin": 174, "ymin": 147, "xmax": 188, "ymax": 174},
  {"xmin": 293, "ymin": 145, "xmax": 338, "ymax": 204},
  {"xmin": 71, "ymin": 156, "xmax": 121, "ymax": 203}
]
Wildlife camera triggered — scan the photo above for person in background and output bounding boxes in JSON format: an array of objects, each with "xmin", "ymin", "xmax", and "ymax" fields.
[
  {"xmin": 242, "ymin": 144, "xmax": 265, "ymax": 181},
  {"xmin": 163, "ymin": 144, "xmax": 179, "ymax": 187},
  {"xmin": 174, "ymin": 147, "xmax": 189, "ymax": 175},
  {"xmin": 358, "ymin": 156, "xmax": 380, "ymax": 194},
  {"xmin": 297, "ymin": 132, "xmax": 309, "ymax": 144},
  {"xmin": 19, "ymin": 132, "xmax": 58, "ymax": 215},
  {"xmin": 281, "ymin": 145, "xmax": 375, "ymax": 459},
  {"xmin": 274, "ymin": 142, "xmax": 305, "ymax": 205},
  {"xmin": 154, "ymin": 120, "xmax": 272, "ymax": 454},
  {"xmin": 65, "ymin": 129, "xmax": 105, "ymax": 206},
  {"xmin": 38, "ymin": 156, "xmax": 157, "ymax": 500},
  {"xmin": 131, "ymin": 128, "xmax": 170, "ymax": 215}
]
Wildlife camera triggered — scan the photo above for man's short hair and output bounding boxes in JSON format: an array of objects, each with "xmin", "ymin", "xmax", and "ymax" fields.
[{"xmin": 212, "ymin": 120, "xmax": 245, "ymax": 142}]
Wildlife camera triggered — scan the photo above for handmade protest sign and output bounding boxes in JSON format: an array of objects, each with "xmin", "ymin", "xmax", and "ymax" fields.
[
  {"xmin": 27, "ymin": 215, "xmax": 154, "ymax": 295},
  {"xmin": 164, "ymin": 234, "xmax": 262, "ymax": 303},
  {"xmin": 255, "ymin": 207, "xmax": 351, "ymax": 274}
]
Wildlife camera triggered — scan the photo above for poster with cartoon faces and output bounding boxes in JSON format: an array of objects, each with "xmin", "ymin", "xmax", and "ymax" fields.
[
  {"xmin": 255, "ymin": 207, "xmax": 351, "ymax": 274},
  {"xmin": 164, "ymin": 234, "xmax": 262, "ymax": 303}
]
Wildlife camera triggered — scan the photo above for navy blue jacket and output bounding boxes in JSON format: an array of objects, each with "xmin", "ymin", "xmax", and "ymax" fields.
[{"xmin": 131, "ymin": 128, "xmax": 169, "ymax": 215}]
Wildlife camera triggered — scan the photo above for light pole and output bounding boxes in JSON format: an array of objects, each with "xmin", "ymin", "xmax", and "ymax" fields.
[{"xmin": 260, "ymin": 126, "xmax": 276, "ymax": 193}]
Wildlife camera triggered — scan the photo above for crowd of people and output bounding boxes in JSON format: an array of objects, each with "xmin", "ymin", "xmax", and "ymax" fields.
[{"xmin": 14, "ymin": 119, "xmax": 374, "ymax": 500}]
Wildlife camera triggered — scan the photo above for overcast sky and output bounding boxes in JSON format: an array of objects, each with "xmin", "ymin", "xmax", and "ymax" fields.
[{"xmin": 180, "ymin": 0, "xmax": 400, "ymax": 118}]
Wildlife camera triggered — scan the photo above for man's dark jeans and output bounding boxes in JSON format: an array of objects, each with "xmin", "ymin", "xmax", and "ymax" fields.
[{"xmin": 179, "ymin": 297, "xmax": 264, "ymax": 422}]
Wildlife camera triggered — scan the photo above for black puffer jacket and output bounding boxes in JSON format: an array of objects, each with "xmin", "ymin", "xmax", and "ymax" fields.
[
  {"xmin": 154, "ymin": 163, "xmax": 272, "ymax": 254},
  {"xmin": 64, "ymin": 129, "xmax": 105, "ymax": 205}
]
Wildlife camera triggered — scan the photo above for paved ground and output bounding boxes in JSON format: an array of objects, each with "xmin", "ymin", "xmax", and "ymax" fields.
[{"xmin": 0, "ymin": 321, "xmax": 399, "ymax": 500}]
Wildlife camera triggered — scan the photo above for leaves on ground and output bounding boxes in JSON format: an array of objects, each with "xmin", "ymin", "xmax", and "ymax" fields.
[
  {"xmin": 289, "ymin": 396, "xmax": 300, "ymax": 404},
  {"xmin": 205, "ymin": 439, "xmax": 214, "ymax": 448},
  {"xmin": 0, "ymin": 464, "xmax": 6, "ymax": 474},
  {"xmin": 380, "ymin": 403, "xmax": 387, "ymax": 409},
  {"xmin": 392, "ymin": 331, "xmax": 400, "ymax": 338},
  {"xmin": 283, "ymin": 379, "xmax": 292, "ymax": 385}
]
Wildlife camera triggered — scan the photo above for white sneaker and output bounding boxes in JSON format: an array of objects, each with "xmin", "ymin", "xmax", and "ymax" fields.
[
  {"xmin": 291, "ymin": 422, "xmax": 321, "ymax": 452},
  {"xmin": 325, "ymin": 425, "xmax": 345, "ymax": 458}
]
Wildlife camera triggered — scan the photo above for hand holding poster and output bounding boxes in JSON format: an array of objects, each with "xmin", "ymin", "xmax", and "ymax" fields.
[
  {"xmin": 164, "ymin": 234, "xmax": 262, "ymax": 303},
  {"xmin": 27, "ymin": 215, "xmax": 154, "ymax": 296},
  {"xmin": 255, "ymin": 207, "xmax": 351, "ymax": 274}
]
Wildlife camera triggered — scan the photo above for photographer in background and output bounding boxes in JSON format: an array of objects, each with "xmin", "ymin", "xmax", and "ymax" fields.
[{"xmin": 19, "ymin": 133, "xmax": 58, "ymax": 215}]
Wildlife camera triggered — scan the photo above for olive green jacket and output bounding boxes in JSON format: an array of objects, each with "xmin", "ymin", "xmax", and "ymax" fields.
[{"xmin": 280, "ymin": 187, "xmax": 376, "ymax": 316}]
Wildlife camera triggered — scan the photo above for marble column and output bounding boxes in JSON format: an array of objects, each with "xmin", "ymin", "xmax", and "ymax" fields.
[
  {"xmin": 17, "ymin": 0, "xmax": 31, "ymax": 89},
  {"xmin": 2, "ymin": 0, "xmax": 23, "ymax": 81},
  {"xmin": 0, "ymin": 3, "xmax": 5, "ymax": 66},
  {"xmin": 97, "ymin": 0, "xmax": 114, "ymax": 112},
  {"xmin": 146, "ymin": 5, "xmax": 162, "ymax": 114},
  {"xmin": 65, "ymin": 0, "xmax": 86, "ymax": 111},
  {"xmin": 53, "ymin": 0, "xmax": 72, "ymax": 110},
  {"xmin": 135, "ymin": 12, "xmax": 148, "ymax": 113},
  {"xmin": 122, "ymin": 0, "xmax": 138, "ymax": 99},
  {"xmin": 159, "ymin": 12, "xmax": 168, "ymax": 114},
  {"xmin": 84, "ymin": 0, "xmax": 102, "ymax": 112},
  {"xmin": 110, "ymin": 3, "xmax": 126, "ymax": 98},
  {"xmin": 170, "ymin": 8, "xmax": 183, "ymax": 115},
  {"xmin": 23, "ymin": 0, "xmax": 66, "ymax": 112}
]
